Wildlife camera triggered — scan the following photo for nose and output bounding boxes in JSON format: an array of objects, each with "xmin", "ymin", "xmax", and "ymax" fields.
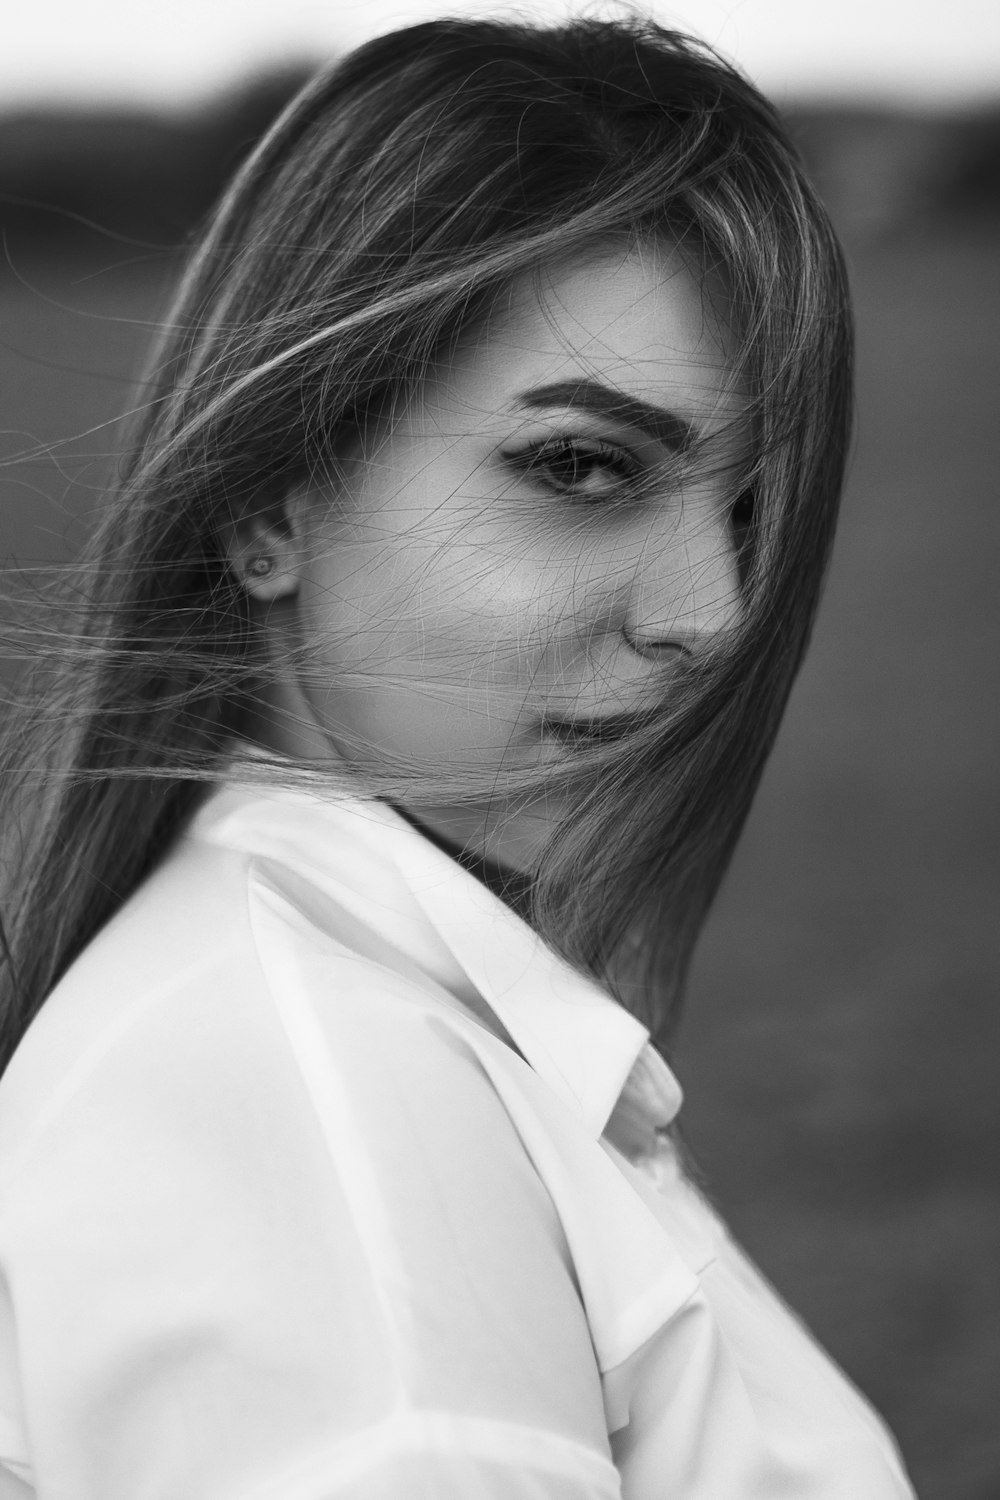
[{"xmin": 622, "ymin": 494, "xmax": 742, "ymax": 657}]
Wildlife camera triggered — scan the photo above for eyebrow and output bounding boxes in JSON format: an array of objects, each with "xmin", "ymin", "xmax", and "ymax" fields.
[{"xmin": 512, "ymin": 379, "xmax": 695, "ymax": 453}]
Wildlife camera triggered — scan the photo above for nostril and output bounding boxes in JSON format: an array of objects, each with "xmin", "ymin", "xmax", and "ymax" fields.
[
  {"xmin": 623, "ymin": 558, "xmax": 742, "ymax": 653},
  {"xmin": 619, "ymin": 623, "xmax": 695, "ymax": 658},
  {"xmin": 621, "ymin": 495, "xmax": 745, "ymax": 653}
]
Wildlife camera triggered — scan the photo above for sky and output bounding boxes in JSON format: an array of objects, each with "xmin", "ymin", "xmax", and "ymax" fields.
[{"xmin": 2, "ymin": 0, "xmax": 998, "ymax": 112}]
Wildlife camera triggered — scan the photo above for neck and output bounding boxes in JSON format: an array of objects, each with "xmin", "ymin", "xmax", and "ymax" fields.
[{"xmin": 388, "ymin": 802, "xmax": 536, "ymax": 920}]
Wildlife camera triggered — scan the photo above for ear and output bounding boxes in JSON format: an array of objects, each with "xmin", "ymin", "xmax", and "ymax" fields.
[{"xmin": 225, "ymin": 497, "xmax": 304, "ymax": 604}]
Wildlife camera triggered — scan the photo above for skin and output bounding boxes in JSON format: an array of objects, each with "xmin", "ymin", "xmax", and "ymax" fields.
[{"xmin": 231, "ymin": 237, "xmax": 747, "ymax": 872}]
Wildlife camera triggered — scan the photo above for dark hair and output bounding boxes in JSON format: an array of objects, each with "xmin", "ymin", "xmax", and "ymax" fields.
[{"xmin": 0, "ymin": 13, "xmax": 852, "ymax": 1071}]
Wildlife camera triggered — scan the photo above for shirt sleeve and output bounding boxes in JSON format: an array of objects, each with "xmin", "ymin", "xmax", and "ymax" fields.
[{"xmin": 0, "ymin": 873, "xmax": 620, "ymax": 1499}]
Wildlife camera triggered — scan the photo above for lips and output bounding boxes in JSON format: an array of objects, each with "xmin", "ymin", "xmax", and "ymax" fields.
[{"xmin": 541, "ymin": 711, "xmax": 653, "ymax": 746}]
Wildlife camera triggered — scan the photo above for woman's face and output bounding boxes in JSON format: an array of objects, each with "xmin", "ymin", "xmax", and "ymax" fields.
[{"xmin": 250, "ymin": 238, "xmax": 747, "ymax": 869}]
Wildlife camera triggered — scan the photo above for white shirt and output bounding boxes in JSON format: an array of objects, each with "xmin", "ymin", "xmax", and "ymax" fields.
[{"xmin": 0, "ymin": 779, "xmax": 916, "ymax": 1500}]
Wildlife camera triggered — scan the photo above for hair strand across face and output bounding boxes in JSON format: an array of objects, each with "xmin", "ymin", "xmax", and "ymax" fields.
[{"xmin": 0, "ymin": 14, "xmax": 851, "ymax": 1067}]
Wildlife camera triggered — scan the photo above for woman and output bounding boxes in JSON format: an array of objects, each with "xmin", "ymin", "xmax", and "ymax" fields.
[{"xmin": 0, "ymin": 15, "xmax": 916, "ymax": 1498}]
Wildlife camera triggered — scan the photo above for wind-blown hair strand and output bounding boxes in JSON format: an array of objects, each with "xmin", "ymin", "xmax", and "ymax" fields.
[{"xmin": 0, "ymin": 15, "xmax": 852, "ymax": 1070}]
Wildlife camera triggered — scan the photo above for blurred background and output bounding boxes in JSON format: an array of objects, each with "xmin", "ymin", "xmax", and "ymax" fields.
[{"xmin": 0, "ymin": 2, "xmax": 997, "ymax": 1496}]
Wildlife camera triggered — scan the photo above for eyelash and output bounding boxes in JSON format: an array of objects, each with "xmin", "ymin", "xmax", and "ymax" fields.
[
  {"xmin": 506, "ymin": 436, "xmax": 755, "ymax": 554},
  {"xmin": 509, "ymin": 436, "xmax": 644, "ymax": 503}
]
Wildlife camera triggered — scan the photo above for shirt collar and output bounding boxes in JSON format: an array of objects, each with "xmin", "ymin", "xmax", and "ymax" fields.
[{"xmin": 191, "ymin": 778, "xmax": 682, "ymax": 1142}]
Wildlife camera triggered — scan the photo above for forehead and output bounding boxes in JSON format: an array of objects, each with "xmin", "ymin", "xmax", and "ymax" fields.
[{"xmin": 423, "ymin": 237, "xmax": 741, "ymax": 430}]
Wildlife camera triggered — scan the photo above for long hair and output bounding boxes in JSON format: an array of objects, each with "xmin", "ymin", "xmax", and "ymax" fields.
[{"xmin": 0, "ymin": 13, "xmax": 852, "ymax": 1071}]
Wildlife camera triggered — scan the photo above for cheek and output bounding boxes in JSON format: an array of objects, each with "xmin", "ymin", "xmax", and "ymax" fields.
[
  {"xmin": 298, "ymin": 547, "xmax": 495, "ymax": 680},
  {"xmin": 300, "ymin": 525, "xmax": 579, "ymax": 687},
  {"xmin": 295, "ymin": 550, "xmax": 551, "ymax": 764}
]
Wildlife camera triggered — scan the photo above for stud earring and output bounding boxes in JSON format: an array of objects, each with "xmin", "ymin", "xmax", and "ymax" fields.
[{"xmin": 247, "ymin": 554, "xmax": 274, "ymax": 579}]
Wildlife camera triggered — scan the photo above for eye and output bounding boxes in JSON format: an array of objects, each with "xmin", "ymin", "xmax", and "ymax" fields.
[{"xmin": 509, "ymin": 436, "xmax": 642, "ymax": 502}]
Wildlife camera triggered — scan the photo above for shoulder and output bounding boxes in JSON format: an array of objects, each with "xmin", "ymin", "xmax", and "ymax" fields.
[
  {"xmin": 0, "ymin": 830, "xmax": 261, "ymax": 1170},
  {"xmin": 0, "ymin": 831, "xmax": 611, "ymax": 1499},
  {"xmin": 0, "ymin": 809, "xmax": 578, "ymax": 1366},
  {"xmin": 0, "ymin": 810, "xmax": 563, "ymax": 1254},
  {"xmin": 0, "ymin": 820, "xmax": 518, "ymax": 1203}
]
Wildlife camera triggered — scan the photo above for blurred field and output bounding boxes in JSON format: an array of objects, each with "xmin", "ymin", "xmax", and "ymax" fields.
[
  {"xmin": 683, "ymin": 223, "xmax": 1000, "ymax": 1499},
  {"xmin": 1, "ymin": 214, "xmax": 998, "ymax": 1497}
]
